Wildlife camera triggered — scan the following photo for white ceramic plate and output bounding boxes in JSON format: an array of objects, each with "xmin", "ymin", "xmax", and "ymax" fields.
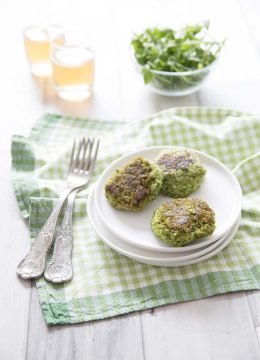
[
  {"xmin": 95, "ymin": 146, "xmax": 242, "ymax": 253},
  {"xmin": 88, "ymin": 188, "xmax": 241, "ymax": 267},
  {"xmin": 90, "ymin": 186, "xmax": 240, "ymax": 262}
]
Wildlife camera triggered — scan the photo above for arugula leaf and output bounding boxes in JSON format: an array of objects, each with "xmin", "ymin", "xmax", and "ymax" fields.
[
  {"xmin": 142, "ymin": 66, "xmax": 153, "ymax": 84},
  {"xmin": 131, "ymin": 22, "xmax": 224, "ymax": 89}
]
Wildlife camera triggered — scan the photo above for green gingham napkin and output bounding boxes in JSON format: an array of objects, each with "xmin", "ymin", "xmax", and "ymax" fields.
[{"xmin": 12, "ymin": 108, "xmax": 260, "ymax": 325}]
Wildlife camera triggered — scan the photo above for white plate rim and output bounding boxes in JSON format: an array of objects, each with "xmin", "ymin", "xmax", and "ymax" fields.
[
  {"xmin": 90, "ymin": 185, "xmax": 240, "ymax": 262},
  {"xmin": 95, "ymin": 145, "xmax": 242, "ymax": 253},
  {"xmin": 88, "ymin": 188, "xmax": 241, "ymax": 266},
  {"xmin": 157, "ymin": 218, "xmax": 240, "ymax": 266}
]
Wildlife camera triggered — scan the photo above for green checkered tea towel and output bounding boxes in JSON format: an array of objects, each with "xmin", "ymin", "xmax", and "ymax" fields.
[{"xmin": 12, "ymin": 107, "xmax": 260, "ymax": 325}]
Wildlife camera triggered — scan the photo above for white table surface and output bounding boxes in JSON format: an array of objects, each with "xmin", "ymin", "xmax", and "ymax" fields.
[{"xmin": 1, "ymin": 0, "xmax": 260, "ymax": 359}]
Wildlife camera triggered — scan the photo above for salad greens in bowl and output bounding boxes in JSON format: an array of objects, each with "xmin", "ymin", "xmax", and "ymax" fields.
[{"xmin": 131, "ymin": 22, "xmax": 224, "ymax": 96}]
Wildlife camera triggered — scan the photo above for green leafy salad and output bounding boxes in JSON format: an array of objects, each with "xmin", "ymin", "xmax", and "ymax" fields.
[{"xmin": 131, "ymin": 22, "xmax": 224, "ymax": 92}]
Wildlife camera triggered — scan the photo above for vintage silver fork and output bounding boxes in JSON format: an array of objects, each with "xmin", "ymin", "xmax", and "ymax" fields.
[
  {"xmin": 44, "ymin": 139, "xmax": 99, "ymax": 283},
  {"xmin": 17, "ymin": 137, "xmax": 99, "ymax": 280}
]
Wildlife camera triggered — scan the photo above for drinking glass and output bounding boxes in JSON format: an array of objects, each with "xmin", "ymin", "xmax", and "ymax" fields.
[
  {"xmin": 51, "ymin": 42, "xmax": 95, "ymax": 101},
  {"xmin": 24, "ymin": 25, "xmax": 64, "ymax": 77}
]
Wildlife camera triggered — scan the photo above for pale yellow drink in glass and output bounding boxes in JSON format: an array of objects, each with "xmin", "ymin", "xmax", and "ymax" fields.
[
  {"xmin": 24, "ymin": 25, "xmax": 64, "ymax": 76},
  {"xmin": 51, "ymin": 45, "xmax": 95, "ymax": 100}
]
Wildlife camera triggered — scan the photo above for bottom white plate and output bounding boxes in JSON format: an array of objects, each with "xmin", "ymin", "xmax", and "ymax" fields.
[
  {"xmin": 95, "ymin": 145, "xmax": 242, "ymax": 253},
  {"xmin": 88, "ymin": 189, "xmax": 240, "ymax": 267}
]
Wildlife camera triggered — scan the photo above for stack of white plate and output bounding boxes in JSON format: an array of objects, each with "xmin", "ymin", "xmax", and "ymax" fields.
[{"xmin": 88, "ymin": 146, "xmax": 242, "ymax": 267}]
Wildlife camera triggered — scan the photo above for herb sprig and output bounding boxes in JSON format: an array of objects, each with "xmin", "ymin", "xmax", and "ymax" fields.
[{"xmin": 131, "ymin": 22, "xmax": 224, "ymax": 90}]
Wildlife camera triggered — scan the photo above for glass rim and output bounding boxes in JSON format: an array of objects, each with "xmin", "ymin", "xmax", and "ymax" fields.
[
  {"xmin": 51, "ymin": 41, "xmax": 93, "ymax": 50},
  {"xmin": 129, "ymin": 45, "xmax": 218, "ymax": 76},
  {"xmin": 51, "ymin": 42, "xmax": 94, "ymax": 55},
  {"xmin": 23, "ymin": 24, "xmax": 65, "ymax": 38},
  {"xmin": 50, "ymin": 43, "xmax": 95, "ymax": 66},
  {"xmin": 143, "ymin": 60, "xmax": 217, "ymax": 76}
]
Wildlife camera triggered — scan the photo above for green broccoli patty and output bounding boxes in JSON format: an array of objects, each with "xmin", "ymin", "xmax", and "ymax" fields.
[
  {"xmin": 156, "ymin": 150, "xmax": 206, "ymax": 198},
  {"xmin": 105, "ymin": 157, "xmax": 163, "ymax": 211},
  {"xmin": 151, "ymin": 198, "xmax": 215, "ymax": 247}
]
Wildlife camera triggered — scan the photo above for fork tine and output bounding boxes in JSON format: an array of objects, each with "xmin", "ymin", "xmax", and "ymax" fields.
[
  {"xmin": 88, "ymin": 139, "xmax": 100, "ymax": 175},
  {"xmin": 68, "ymin": 140, "xmax": 76, "ymax": 174},
  {"xmin": 74, "ymin": 138, "xmax": 85, "ymax": 170},
  {"xmin": 78, "ymin": 138, "xmax": 90, "ymax": 171},
  {"xmin": 83, "ymin": 138, "xmax": 94, "ymax": 172}
]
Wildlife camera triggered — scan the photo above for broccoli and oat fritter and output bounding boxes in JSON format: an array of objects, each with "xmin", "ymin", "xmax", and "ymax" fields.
[
  {"xmin": 151, "ymin": 198, "xmax": 215, "ymax": 247},
  {"xmin": 156, "ymin": 150, "xmax": 206, "ymax": 198},
  {"xmin": 105, "ymin": 157, "xmax": 163, "ymax": 211}
]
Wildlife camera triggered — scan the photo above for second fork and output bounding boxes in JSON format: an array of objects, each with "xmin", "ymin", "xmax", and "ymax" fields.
[
  {"xmin": 43, "ymin": 189, "xmax": 78, "ymax": 283},
  {"xmin": 44, "ymin": 138, "xmax": 99, "ymax": 283}
]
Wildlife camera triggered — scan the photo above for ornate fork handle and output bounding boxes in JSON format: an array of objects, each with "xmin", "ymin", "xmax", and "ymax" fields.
[
  {"xmin": 17, "ymin": 188, "xmax": 73, "ymax": 279},
  {"xmin": 44, "ymin": 190, "xmax": 78, "ymax": 283}
]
